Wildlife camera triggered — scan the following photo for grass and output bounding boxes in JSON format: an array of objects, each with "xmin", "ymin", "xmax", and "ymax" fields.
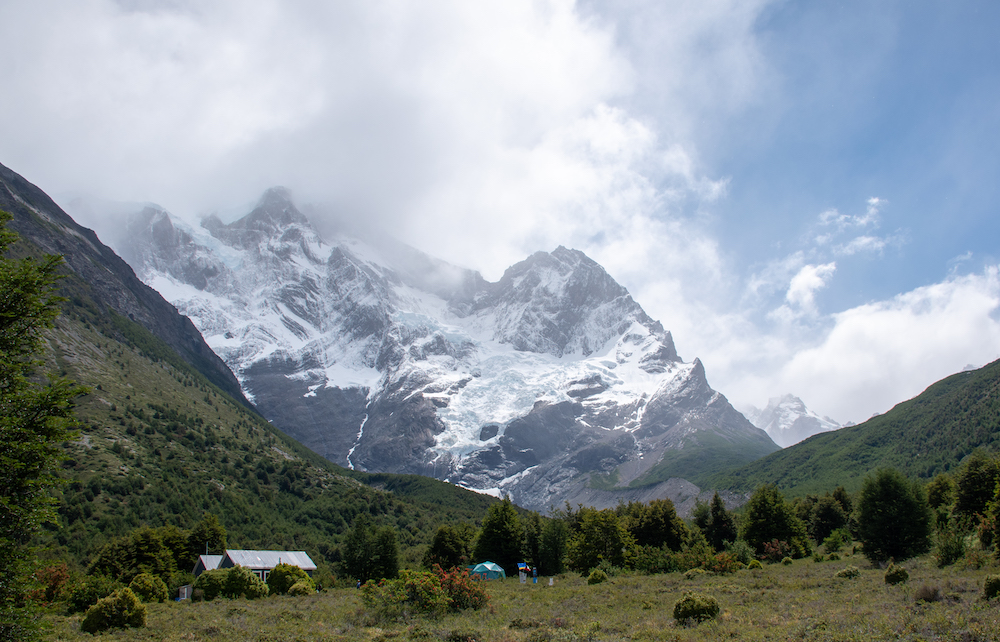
[{"xmin": 40, "ymin": 554, "xmax": 1000, "ymax": 641}]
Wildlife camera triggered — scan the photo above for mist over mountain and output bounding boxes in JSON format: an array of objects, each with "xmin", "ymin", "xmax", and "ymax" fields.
[
  {"xmin": 742, "ymin": 395, "xmax": 841, "ymax": 448},
  {"xmin": 109, "ymin": 187, "xmax": 776, "ymax": 511}
]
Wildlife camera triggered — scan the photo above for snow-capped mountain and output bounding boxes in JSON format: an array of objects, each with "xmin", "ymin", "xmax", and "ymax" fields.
[
  {"xmin": 743, "ymin": 394, "xmax": 841, "ymax": 448},
  {"xmin": 114, "ymin": 188, "xmax": 777, "ymax": 510}
]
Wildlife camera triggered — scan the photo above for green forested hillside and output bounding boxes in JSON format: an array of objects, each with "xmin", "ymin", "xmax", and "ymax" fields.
[{"xmin": 708, "ymin": 359, "xmax": 1000, "ymax": 496}]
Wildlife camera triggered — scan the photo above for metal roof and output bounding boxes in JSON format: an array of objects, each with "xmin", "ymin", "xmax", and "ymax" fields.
[
  {"xmin": 222, "ymin": 550, "xmax": 317, "ymax": 571},
  {"xmin": 197, "ymin": 554, "xmax": 224, "ymax": 571}
]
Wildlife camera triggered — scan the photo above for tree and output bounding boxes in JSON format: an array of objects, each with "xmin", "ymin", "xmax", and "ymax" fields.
[
  {"xmin": 522, "ymin": 512, "xmax": 542, "ymax": 570},
  {"xmin": 739, "ymin": 485, "xmax": 811, "ymax": 558},
  {"xmin": 809, "ymin": 495, "xmax": 848, "ymax": 543},
  {"xmin": 0, "ymin": 212, "xmax": 85, "ymax": 641},
  {"xmin": 341, "ymin": 514, "xmax": 399, "ymax": 583},
  {"xmin": 925, "ymin": 473, "xmax": 956, "ymax": 510},
  {"xmin": 856, "ymin": 468, "xmax": 932, "ymax": 563},
  {"xmin": 626, "ymin": 499, "xmax": 688, "ymax": 551},
  {"xmin": 538, "ymin": 518, "xmax": 569, "ymax": 576},
  {"xmin": 954, "ymin": 452, "xmax": 1000, "ymax": 520},
  {"xmin": 565, "ymin": 507, "xmax": 636, "ymax": 573},
  {"xmin": 473, "ymin": 497, "xmax": 523, "ymax": 574},
  {"xmin": 422, "ymin": 524, "xmax": 474, "ymax": 570},
  {"xmin": 706, "ymin": 493, "xmax": 737, "ymax": 551},
  {"xmin": 187, "ymin": 513, "xmax": 227, "ymax": 564}
]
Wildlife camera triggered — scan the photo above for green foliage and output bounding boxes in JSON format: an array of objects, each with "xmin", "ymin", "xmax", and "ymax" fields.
[
  {"xmin": 67, "ymin": 575, "xmax": 123, "ymax": 614},
  {"xmin": 223, "ymin": 566, "xmax": 269, "ymax": 600},
  {"xmin": 128, "ymin": 573, "xmax": 168, "ymax": 603},
  {"xmin": 823, "ymin": 529, "xmax": 850, "ymax": 554},
  {"xmin": 739, "ymin": 485, "xmax": 811, "ymax": 558},
  {"xmin": 926, "ymin": 473, "xmax": 956, "ymax": 509},
  {"xmin": 884, "ymin": 563, "xmax": 909, "ymax": 585},
  {"xmin": 565, "ymin": 507, "xmax": 636, "ymax": 573},
  {"xmin": 586, "ymin": 568, "xmax": 608, "ymax": 585},
  {"xmin": 672, "ymin": 592, "xmax": 720, "ymax": 624},
  {"xmin": 287, "ymin": 579, "xmax": 315, "ymax": 597},
  {"xmin": 80, "ymin": 587, "xmax": 146, "ymax": 634},
  {"xmin": 621, "ymin": 499, "xmax": 688, "ymax": 551},
  {"xmin": 473, "ymin": 497, "xmax": 523, "ymax": 575},
  {"xmin": 633, "ymin": 545, "xmax": 678, "ymax": 575},
  {"xmin": 266, "ymin": 563, "xmax": 313, "ymax": 595},
  {"xmin": 423, "ymin": 524, "xmax": 474, "ymax": 570},
  {"xmin": 538, "ymin": 517, "xmax": 569, "ymax": 576},
  {"xmin": 342, "ymin": 514, "xmax": 400, "ymax": 583},
  {"xmin": 192, "ymin": 569, "xmax": 228, "ymax": 601},
  {"xmin": 747, "ymin": 559, "xmax": 762, "ymax": 569},
  {"xmin": 187, "ymin": 513, "xmax": 227, "ymax": 562},
  {"xmin": 809, "ymin": 495, "xmax": 848, "ymax": 543},
  {"xmin": 0, "ymin": 212, "xmax": 85, "ymax": 641},
  {"xmin": 361, "ymin": 570, "xmax": 451, "ymax": 620},
  {"xmin": 984, "ymin": 575, "xmax": 1000, "ymax": 600},
  {"xmin": 724, "ymin": 539, "xmax": 755, "ymax": 565},
  {"xmin": 781, "ymin": 557, "xmax": 793, "ymax": 566},
  {"xmin": 88, "ymin": 526, "xmax": 179, "ymax": 586},
  {"xmin": 954, "ymin": 452, "xmax": 1000, "ymax": 519},
  {"xmin": 706, "ymin": 493, "xmax": 738, "ymax": 551},
  {"xmin": 835, "ymin": 566, "xmax": 860, "ymax": 579},
  {"xmin": 935, "ymin": 523, "xmax": 968, "ymax": 568},
  {"xmin": 856, "ymin": 468, "xmax": 932, "ymax": 563},
  {"xmin": 433, "ymin": 565, "xmax": 489, "ymax": 611}
]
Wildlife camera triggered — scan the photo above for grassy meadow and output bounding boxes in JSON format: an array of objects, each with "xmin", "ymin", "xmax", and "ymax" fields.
[{"xmin": 40, "ymin": 553, "xmax": 1000, "ymax": 641}]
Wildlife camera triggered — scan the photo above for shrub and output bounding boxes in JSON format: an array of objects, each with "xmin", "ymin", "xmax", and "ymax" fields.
[
  {"xmin": 683, "ymin": 568, "xmax": 707, "ymax": 580},
  {"xmin": 746, "ymin": 560, "xmax": 762, "ymax": 570},
  {"xmin": 267, "ymin": 563, "xmax": 313, "ymax": 595},
  {"xmin": 827, "ymin": 553, "xmax": 841, "ymax": 561},
  {"xmin": 223, "ymin": 566, "xmax": 269, "ymax": 599},
  {"xmin": 812, "ymin": 552, "xmax": 824, "ymax": 563},
  {"xmin": 28, "ymin": 563, "xmax": 71, "ymax": 605},
  {"xmin": 287, "ymin": 579, "xmax": 314, "ymax": 596},
  {"xmin": 192, "ymin": 569, "xmax": 228, "ymax": 601},
  {"xmin": 761, "ymin": 539, "xmax": 791, "ymax": 563},
  {"xmin": 823, "ymin": 529, "xmax": 848, "ymax": 554},
  {"xmin": 587, "ymin": 568, "xmax": 608, "ymax": 585},
  {"xmin": 724, "ymin": 540, "xmax": 755, "ymax": 566},
  {"xmin": 433, "ymin": 565, "xmax": 489, "ymax": 611},
  {"xmin": 361, "ymin": 570, "xmax": 451, "ymax": 620},
  {"xmin": 835, "ymin": 566, "xmax": 860, "ymax": 579},
  {"xmin": 129, "ymin": 573, "xmax": 168, "ymax": 603},
  {"xmin": 67, "ymin": 575, "xmax": 123, "ymax": 614},
  {"xmin": 935, "ymin": 528, "xmax": 967, "ymax": 567},
  {"xmin": 634, "ymin": 545, "xmax": 678, "ymax": 575},
  {"xmin": 781, "ymin": 557, "xmax": 793, "ymax": 566},
  {"xmin": 80, "ymin": 588, "xmax": 146, "ymax": 634},
  {"xmin": 672, "ymin": 592, "xmax": 720, "ymax": 624},
  {"xmin": 444, "ymin": 629, "xmax": 483, "ymax": 642},
  {"xmin": 914, "ymin": 584, "xmax": 942, "ymax": 603},
  {"xmin": 985, "ymin": 575, "xmax": 1000, "ymax": 600},
  {"xmin": 884, "ymin": 563, "xmax": 909, "ymax": 585}
]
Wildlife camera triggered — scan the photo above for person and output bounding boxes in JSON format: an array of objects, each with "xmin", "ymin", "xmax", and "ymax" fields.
[{"xmin": 532, "ymin": 566, "xmax": 537, "ymax": 584}]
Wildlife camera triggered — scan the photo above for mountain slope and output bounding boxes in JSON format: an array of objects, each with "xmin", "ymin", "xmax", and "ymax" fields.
[
  {"xmin": 709, "ymin": 359, "xmax": 1000, "ymax": 496},
  {"xmin": 114, "ymin": 189, "xmax": 778, "ymax": 510},
  {"xmin": 0, "ymin": 162, "xmax": 496, "ymax": 571},
  {"xmin": 743, "ymin": 394, "xmax": 841, "ymax": 448}
]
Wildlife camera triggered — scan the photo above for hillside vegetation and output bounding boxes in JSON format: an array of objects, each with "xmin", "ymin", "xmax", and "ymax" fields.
[{"xmin": 709, "ymin": 359, "xmax": 1000, "ymax": 496}]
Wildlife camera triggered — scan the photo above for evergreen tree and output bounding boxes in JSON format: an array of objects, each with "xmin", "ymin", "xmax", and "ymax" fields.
[
  {"xmin": 538, "ymin": 518, "xmax": 569, "ymax": 576},
  {"xmin": 473, "ymin": 497, "xmax": 523, "ymax": 574},
  {"xmin": 856, "ymin": 468, "xmax": 932, "ymax": 563},
  {"xmin": 627, "ymin": 499, "xmax": 688, "ymax": 551},
  {"xmin": 522, "ymin": 512, "xmax": 542, "ymax": 570},
  {"xmin": 809, "ymin": 495, "xmax": 848, "ymax": 543},
  {"xmin": 954, "ymin": 452, "xmax": 1000, "ymax": 519},
  {"xmin": 739, "ymin": 484, "xmax": 811, "ymax": 558},
  {"xmin": 925, "ymin": 473, "xmax": 956, "ymax": 510},
  {"xmin": 422, "ymin": 524, "xmax": 473, "ymax": 570},
  {"xmin": 706, "ymin": 493, "xmax": 737, "ymax": 551},
  {"xmin": 565, "ymin": 507, "xmax": 635, "ymax": 572},
  {"xmin": 187, "ymin": 513, "xmax": 228, "ymax": 563},
  {"xmin": 0, "ymin": 213, "xmax": 85, "ymax": 641}
]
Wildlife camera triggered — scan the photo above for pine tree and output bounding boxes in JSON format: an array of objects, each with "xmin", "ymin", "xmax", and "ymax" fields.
[
  {"xmin": 706, "ymin": 493, "xmax": 737, "ymax": 551},
  {"xmin": 0, "ymin": 212, "xmax": 85, "ymax": 641}
]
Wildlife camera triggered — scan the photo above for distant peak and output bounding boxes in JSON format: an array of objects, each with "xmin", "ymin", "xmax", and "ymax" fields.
[{"xmin": 256, "ymin": 186, "xmax": 294, "ymax": 209}]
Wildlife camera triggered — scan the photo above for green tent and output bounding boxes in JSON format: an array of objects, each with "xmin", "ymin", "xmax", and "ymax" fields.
[{"xmin": 468, "ymin": 561, "xmax": 506, "ymax": 580}]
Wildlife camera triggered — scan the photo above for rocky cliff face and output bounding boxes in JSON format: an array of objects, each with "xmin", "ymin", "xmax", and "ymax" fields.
[
  {"xmin": 743, "ymin": 394, "xmax": 841, "ymax": 448},
  {"xmin": 115, "ymin": 187, "xmax": 778, "ymax": 510}
]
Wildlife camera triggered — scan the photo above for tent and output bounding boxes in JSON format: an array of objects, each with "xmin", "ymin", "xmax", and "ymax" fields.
[{"xmin": 468, "ymin": 561, "xmax": 506, "ymax": 580}]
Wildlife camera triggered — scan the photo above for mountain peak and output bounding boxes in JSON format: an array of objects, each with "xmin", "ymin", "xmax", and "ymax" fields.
[{"xmin": 746, "ymin": 394, "xmax": 840, "ymax": 448}]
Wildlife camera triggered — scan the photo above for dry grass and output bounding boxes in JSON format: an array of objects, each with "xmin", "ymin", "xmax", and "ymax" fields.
[{"xmin": 41, "ymin": 555, "xmax": 1000, "ymax": 641}]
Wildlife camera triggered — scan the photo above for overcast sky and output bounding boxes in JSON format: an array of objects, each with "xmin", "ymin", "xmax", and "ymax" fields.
[{"xmin": 1, "ymin": 0, "xmax": 998, "ymax": 425}]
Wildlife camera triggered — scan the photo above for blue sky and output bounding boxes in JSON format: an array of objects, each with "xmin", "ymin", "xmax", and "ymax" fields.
[{"xmin": 0, "ymin": 0, "xmax": 998, "ymax": 424}]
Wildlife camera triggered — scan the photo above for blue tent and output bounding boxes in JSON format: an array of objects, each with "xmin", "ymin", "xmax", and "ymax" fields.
[{"xmin": 468, "ymin": 561, "xmax": 506, "ymax": 580}]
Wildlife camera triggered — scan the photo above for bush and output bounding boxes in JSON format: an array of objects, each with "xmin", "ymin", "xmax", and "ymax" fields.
[
  {"xmin": 683, "ymin": 568, "xmax": 707, "ymax": 580},
  {"xmin": 823, "ymin": 529, "xmax": 848, "ymax": 554},
  {"xmin": 433, "ymin": 566, "xmax": 489, "ymax": 611},
  {"xmin": 287, "ymin": 579, "xmax": 314, "ymax": 596},
  {"xmin": 984, "ymin": 575, "xmax": 1000, "ymax": 600},
  {"xmin": 724, "ymin": 540, "xmax": 755, "ymax": 566},
  {"xmin": 587, "ymin": 569, "xmax": 608, "ymax": 585},
  {"xmin": 67, "ymin": 575, "xmax": 123, "ymax": 614},
  {"xmin": 935, "ymin": 527, "xmax": 967, "ymax": 568},
  {"xmin": 672, "ymin": 592, "xmax": 720, "ymax": 624},
  {"xmin": 267, "ymin": 563, "xmax": 313, "ymax": 595},
  {"xmin": 827, "ymin": 553, "xmax": 841, "ymax": 561},
  {"xmin": 781, "ymin": 557, "xmax": 793, "ymax": 566},
  {"xmin": 634, "ymin": 545, "xmax": 678, "ymax": 575},
  {"xmin": 884, "ymin": 563, "xmax": 909, "ymax": 585},
  {"xmin": 192, "ymin": 569, "xmax": 228, "ymax": 601},
  {"xmin": 223, "ymin": 566, "xmax": 269, "ymax": 599},
  {"xmin": 914, "ymin": 584, "xmax": 942, "ymax": 603},
  {"xmin": 761, "ymin": 539, "xmax": 791, "ymax": 563},
  {"xmin": 361, "ymin": 570, "xmax": 451, "ymax": 620},
  {"xmin": 80, "ymin": 588, "xmax": 146, "ymax": 634},
  {"xmin": 129, "ymin": 573, "xmax": 168, "ymax": 603},
  {"xmin": 746, "ymin": 560, "xmax": 762, "ymax": 570},
  {"xmin": 835, "ymin": 566, "xmax": 860, "ymax": 579}
]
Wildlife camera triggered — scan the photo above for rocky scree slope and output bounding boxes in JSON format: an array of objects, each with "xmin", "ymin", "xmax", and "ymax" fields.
[{"xmin": 116, "ymin": 188, "xmax": 778, "ymax": 511}]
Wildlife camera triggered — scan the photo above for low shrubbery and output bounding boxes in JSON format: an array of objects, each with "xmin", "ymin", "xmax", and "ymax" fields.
[
  {"xmin": 835, "ymin": 566, "xmax": 861, "ymax": 579},
  {"xmin": 191, "ymin": 566, "xmax": 269, "ymax": 601},
  {"xmin": 267, "ymin": 563, "xmax": 314, "ymax": 595},
  {"xmin": 129, "ymin": 573, "xmax": 169, "ymax": 603},
  {"xmin": 672, "ymin": 592, "xmax": 720, "ymax": 624},
  {"xmin": 985, "ymin": 575, "xmax": 1000, "ymax": 600},
  {"xmin": 80, "ymin": 587, "xmax": 146, "ymax": 634},
  {"xmin": 884, "ymin": 563, "xmax": 909, "ymax": 585},
  {"xmin": 587, "ymin": 569, "xmax": 608, "ymax": 585},
  {"xmin": 361, "ymin": 567, "xmax": 490, "ymax": 621},
  {"xmin": 67, "ymin": 575, "xmax": 123, "ymax": 614}
]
